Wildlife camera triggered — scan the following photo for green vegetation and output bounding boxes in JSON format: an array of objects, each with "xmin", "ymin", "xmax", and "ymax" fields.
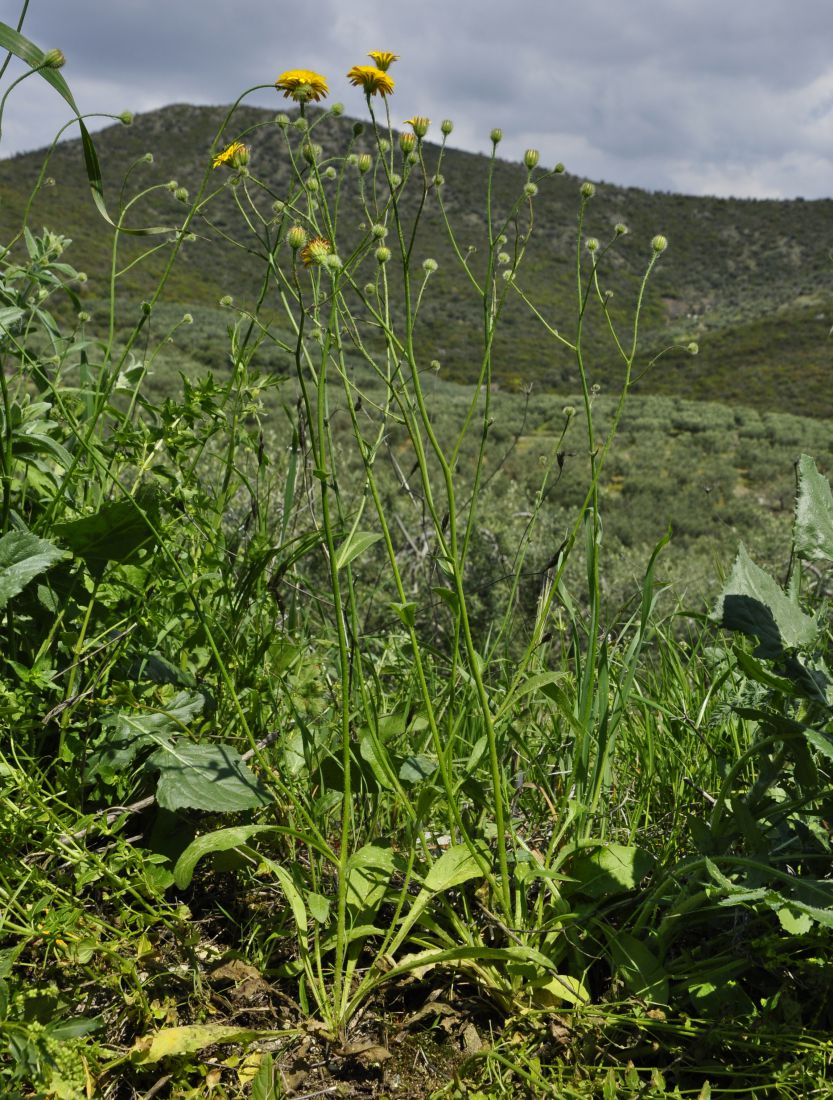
[{"xmin": 1, "ymin": 23, "xmax": 832, "ymax": 1100}]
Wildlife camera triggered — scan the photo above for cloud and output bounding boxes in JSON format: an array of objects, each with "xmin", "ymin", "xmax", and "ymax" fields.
[{"xmin": 3, "ymin": 0, "xmax": 832, "ymax": 198}]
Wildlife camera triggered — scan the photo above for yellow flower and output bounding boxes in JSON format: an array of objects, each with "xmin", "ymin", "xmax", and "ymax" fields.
[
  {"xmin": 367, "ymin": 51, "xmax": 399, "ymax": 72},
  {"xmin": 276, "ymin": 69, "xmax": 329, "ymax": 103},
  {"xmin": 347, "ymin": 65, "xmax": 395, "ymax": 97},
  {"xmin": 301, "ymin": 236, "xmax": 332, "ymax": 266},
  {"xmin": 212, "ymin": 141, "xmax": 247, "ymax": 169}
]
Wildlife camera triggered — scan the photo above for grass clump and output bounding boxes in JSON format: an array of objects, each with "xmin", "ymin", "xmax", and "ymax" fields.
[{"xmin": 0, "ymin": 19, "xmax": 831, "ymax": 1100}]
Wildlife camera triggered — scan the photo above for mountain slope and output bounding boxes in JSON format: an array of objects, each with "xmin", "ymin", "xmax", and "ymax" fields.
[{"xmin": 1, "ymin": 103, "xmax": 831, "ymax": 415}]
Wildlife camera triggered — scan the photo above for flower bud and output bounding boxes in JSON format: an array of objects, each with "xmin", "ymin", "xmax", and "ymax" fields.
[
  {"xmin": 390, "ymin": 172, "xmax": 402, "ymax": 188},
  {"xmin": 307, "ymin": 177, "xmax": 320, "ymax": 192},
  {"xmin": 422, "ymin": 257, "xmax": 438, "ymax": 273},
  {"xmin": 614, "ymin": 223, "xmax": 628, "ymax": 236},
  {"xmin": 77, "ymin": 310, "xmax": 90, "ymax": 323},
  {"xmin": 687, "ymin": 341, "xmax": 699, "ymax": 355},
  {"xmin": 562, "ymin": 405, "xmax": 575, "ymax": 418},
  {"xmin": 219, "ymin": 294, "xmax": 234, "ymax": 307},
  {"xmin": 375, "ymin": 246, "xmax": 391, "ymax": 263},
  {"xmin": 371, "ymin": 223, "xmax": 388, "ymax": 238},
  {"xmin": 275, "ymin": 113, "xmax": 290, "ymax": 128},
  {"xmin": 433, "ymin": 173, "xmax": 445, "ymax": 187},
  {"xmin": 580, "ymin": 181, "xmax": 595, "ymax": 199},
  {"xmin": 175, "ymin": 187, "xmax": 189, "ymax": 203},
  {"xmin": 76, "ymin": 271, "xmax": 87, "ymax": 282},
  {"xmin": 399, "ymin": 132, "xmax": 416, "ymax": 154},
  {"xmin": 182, "ymin": 313, "xmax": 193, "ymax": 324},
  {"xmin": 143, "ymin": 152, "xmax": 154, "ymax": 164},
  {"xmin": 141, "ymin": 300, "xmax": 152, "ymax": 316},
  {"xmin": 331, "ymin": 101, "xmax": 344, "ymax": 116},
  {"xmin": 378, "ymin": 138, "xmax": 390, "ymax": 154},
  {"xmin": 358, "ymin": 153, "xmax": 373, "ymax": 174},
  {"xmin": 302, "ymin": 142, "xmax": 322, "ymax": 164},
  {"xmin": 324, "ymin": 166, "xmax": 337, "ymax": 180},
  {"xmin": 554, "ymin": 162, "xmax": 565, "ymax": 174},
  {"xmin": 287, "ymin": 225, "xmax": 308, "ymax": 250},
  {"xmin": 651, "ymin": 234, "xmax": 668, "ymax": 253},
  {"xmin": 293, "ymin": 117, "xmax": 308, "ymax": 131},
  {"xmin": 586, "ymin": 237, "xmax": 599, "ymax": 252},
  {"xmin": 43, "ymin": 48, "xmax": 65, "ymax": 69},
  {"xmin": 166, "ymin": 179, "xmax": 178, "ymax": 191},
  {"xmin": 524, "ymin": 182, "xmax": 538, "ymax": 197},
  {"xmin": 441, "ymin": 119, "xmax": 454, "ymax": 135},
  {"xmin": 272, "ymin": 200, "xmax": 286, "ymax": 214},
  {"xmin": 523, "ymin": 148, "xmax": 540, "ymax": 170},
  {"xmin": 353, "ymin": 121, "xmax": 365, "ymax": 137},
  {"xmin": 407, "ymin": 115, "xmax": 430, "ymax": 138},
  {"xmin": 119, "ymin": 111, "xmax": 134, "ymax": 126},
  {"xmin": 490, "ymin": 128, "xmax": 503, "ymax": 145},
  {"xmin": 497, "ymin": 252, "xmax": 510, "ymax": 265}
]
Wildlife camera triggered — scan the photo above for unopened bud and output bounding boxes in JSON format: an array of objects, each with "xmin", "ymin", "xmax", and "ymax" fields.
[
  {"xmin": 422, "ymin": 257, "xmax": 438, "ymax": 273},
  {"xmin": 141, "ymin": 301, "xmax": 152, "ymax": 316},
  {"xmin": 119, "ymin": 110, "xmax": 134, "ymax": 126},
  {"xmin": 390, "ymin": 172, "xmax": 402, "ymax": 188},
  {"xmin": 378, "ymin": 138, "xmax": 390, "ymax": 154},
  {"xmin": 375, "ymin": 246, "xmax": 391, "ymax": 263},
  {"xmin": 331, "ymin": 101, "xmax": 344, "ymax": 116},
  {"xmin": 275, "ymin": 113, "xmax": 290, "ymax": 128},
  {"xmin": 433, "ymin": 173, "xmax": 445, "ymax": 187},
  {"xmin": 219, "ymin": 295, "xmax": 234, "ymax": 307},
  {"xmin": 524, "ymin": 182, "xmax": 538, "ymax": 197},
  {"xmin": 687, "ymin": 341, "xmax": 699, "ymax": 355},
  {"xmin": 586, "ymin": 238, "xmax": 599, "ymax": 252},
  {"xmin": 614, "ymin": 223, "xmax": 628, "ymax": 236},
  {"xmin": 302, "ymin": 142, "xmax": 322, "ymax": 165},
  {"xmin": 143, "ymin": 152, "xmax": 154, "ymax": 164},
  {"xmin": 358, "ymin": 153, "xmax": 373, "ymax": 174},
  {"xmin": 293, "ymin": 117, "xmax": 308, "ymax": 131},
  {"xmin": 175, "ymin": 187, "xmax": 189, "ymax": 203},
  {"xmin": 371, "ymin": 223, "xmax": 388, "ymax": 238},
  {"xmin": 651, "ymin": 234, "xmax": 668, "ymax": 253},
  {"xmin": 399, "ymin": 132, "xmax": 416, "ymax": 154},
  {"xmin": 287, "ymin": 226, "xmax": 308, "ymax": 250},
  {"xmin": 182, "ymin": 313, "xmax": 193, "ymax": 324},
  {"xmin": 523, "ymin": 148, "xmax": 540, "ymax": 170},
  {"xmin": 43, "ymin": 48, "xmax": 65, "ymax": 69},
  {"xmin": 554, "ymin": 162, "xmax": 565, "ymax": 173},
  {"xmin": 580, "ymin": 181, "xmax": 595, "ymax": 199},
  {"xmin": 353, "ymin": 121, "xmax": 365, "ymax": 137},
  {"xmin": 77, "ymin": 310, "xmax": 90, "ymax": 323},
  {"xmin": 407, "ymin": 115, "xmax": 430, "ymax": 138},
  {"xmin": 441, "ymin": 119, "xmax": 454, "ymax": 135},
  {"xmin": 490, "ymin": 128, "xmax": 502, "ymax": 145},
  {"xmin": 324, "ymin": 166, "xmax": 337, "ymax": 180}
]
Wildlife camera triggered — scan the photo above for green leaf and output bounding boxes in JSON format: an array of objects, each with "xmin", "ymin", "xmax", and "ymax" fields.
[
  {"xmin": 570, "ymin": 843, "xmax": 655, "ymax": 899},
  {"xmin": 714, "ymin": 543, "xmax": 817, "ymax": 657},
  {"xmin": 422, "ymin": 843, "xmax": 486, "ymax": 893},
  {"xmin": 56, "ymin": 495, "xmax": 160, "ymax": 570},
  {"xmin": 87, "ymin": 690, "xmax": 206, "ymax": 775},
  {"xmin": 793, "ymin": 454, "xmax": 833, "ymax": 563},
  {"xmin": 608, "ymin": 931, "xmax": 669, "ymax": 1004},
  {"xmin": 174, "ymin": 825, "xmax": 276, "ymax": 889},
  {"xmin": 306, "ymin": 891, "xmax": 331, "ymax": 924},
  {"xmin": 335, "ymin": 530, "xmax": 381, "ymax": 570},
  {"xmin": 398, "ymin": 753, "xmax": 438, "ymax": 785},
  {"xmin": 151, "ymin": 742, "xmax": 271, "ymax": 812},
  {"xmin": 0, "ymin": 531, "xmax": 68, "ymax": 611}
]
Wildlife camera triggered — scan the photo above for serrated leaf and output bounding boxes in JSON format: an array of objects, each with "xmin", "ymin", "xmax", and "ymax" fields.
[
  {"xmin": 151, "ymin": 742, "xmax": 270, "ymax": 812},
  {"xmin": 0, "ymin": 531, "xmax": 68, "ymax": 610},
  {"xmin": 173, "ymin": 825, "xmax": 276, "ymax": 889},
  {"xmin": 714, "ymin": 543, "xmax": 817, "ymax": 657},
  {"xmin": 793, "ymin": 454, "xmax": 833, "ymax": 563},
  {"xmin": 335, "ymin": 530, "xmax": 381, "ymax": 570}
]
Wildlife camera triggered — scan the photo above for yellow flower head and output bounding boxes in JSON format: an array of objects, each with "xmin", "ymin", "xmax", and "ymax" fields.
[
  {"xmin": 405, "ymin": 116, "xmax": 430, "ymax": 138},
  {"xmin": 301, "ymin": 236, "xmax": 332, "ymax": 267},
  {"xmin": 367, "ymin": 51, "xmax": 399, "ymax": 72},
  {"xmin": 212, "ymin": 141, "xmax": 247, "ymax": 169},
  {"xmin": 347, "ymin": 65, "xmax": 395, "ymax": 97},
  {"xmin": 276, "ymin": 69, "xmax": 329, "ymax": 103}
]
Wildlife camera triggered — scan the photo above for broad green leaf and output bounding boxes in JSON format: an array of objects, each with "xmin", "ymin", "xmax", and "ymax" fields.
[
  {"xmin": 174, "ymin": 825, "xmax": 276, "ymax": 889},
  {"xmin": 793, "ymin": 454, "xmax": 833, "ymax": 562},
  {"xmin": 359, "ymin": 727, "xmax": 397, "ymax": 791},
  {"xmin": 390, "ymin": 600, "xmax": 417, "ymax": 627},
  {"xmin": 132, "ymin": 1023, "xmax": 263, "ymax": 1064},
  {"xmin": 87, "ymin": 691, "xmax": 206, "ymax": 775},
  {"xmin": 714, "ymin": 543, "xmax": 816, "ymax": 657},
  {"xmin": 306, "ymin": 891, "xmax": 331, "ymax": 924},
  {"xmin": 335, "ymin": 530, "xmax": 381, "ymax": 570},
  {"xmin": 151, "ymin": 742, "xmax": 270, "ymax": 812},
  {"xmin": 0, "ymin": 531, "xmax": 68, "ymax": 611},
  {"xmin": 534, "ymin": 973, "xmax": 590, "ymax": 1007},
  {"xmin": 570, "ymin": 843, "xmax": 655, "ymax": 899},
  {"xmin": 423, "ymin": 843, "xmax": 486, "ymax": 893},
  {"xmin": 608, "ymin": 931, "xmax": 669, "ymax": 1004},
  {"xmin": 56, "ymin": 495, "xmax": 160, "ymax": 570},
  {"xmin": 346, "ymin": 844, "xmax": 396, "ymax": 914},
  {"xmin": 398, "ymin": 753, "xmax": 438, "ymax": 785}
]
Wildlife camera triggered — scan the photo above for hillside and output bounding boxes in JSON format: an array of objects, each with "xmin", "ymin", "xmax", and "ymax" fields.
[{"xmin": 1, "ymin": 103, "xmax": 831, "ymax": 417}]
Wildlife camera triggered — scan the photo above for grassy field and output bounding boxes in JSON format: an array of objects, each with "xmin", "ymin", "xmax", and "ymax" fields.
[{"xmin": 1, "ymin": 37, "xmax": 833, "ymax": 1100}]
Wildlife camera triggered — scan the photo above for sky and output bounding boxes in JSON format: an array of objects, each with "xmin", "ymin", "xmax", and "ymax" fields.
[{"xmin": 3, "ymin": 0, "xmax": 833, "ymax": 200}]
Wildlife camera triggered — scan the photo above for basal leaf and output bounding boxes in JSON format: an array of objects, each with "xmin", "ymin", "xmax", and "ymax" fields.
[
  {"xmin": 132, "ymin": 1024, "xmax": 263, "ymax": 1064},
  {"xmin": 608, "ymin": 931, "xmax": 669, "ymax": 1004},
  {"xmin": 0, "ymin": 531, "xmax": 68, "ymax": 611},
  {"xmin": 174, "ymin": 824, "xmax": 276, "ymax": 889},
  {"xmin": 793, "ymin": 454, "xmax": 833, "ymax": 563},
  {"xmin": 422, "ymin": 843, "xmax": 486, "ymax": 894},
  {"xmin": 714, "ymin": 543, "xmax": 817, "ymax": 657},
  {"xmin": 151, "ymin": 742, "xmax": 270, "ymax": 812},
  {"xmin": 56, "ymin": 494, "xmax": 160, "ymax": 570},
  {"xmin": 570, "ymin": 843, "xmax": 655, "ymax": 899}
]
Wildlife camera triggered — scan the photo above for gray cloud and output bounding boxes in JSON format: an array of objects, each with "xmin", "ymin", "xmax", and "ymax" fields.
[{"xmin": 3, "ymin": 0, "xmax": 832, "ymax": 198}]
